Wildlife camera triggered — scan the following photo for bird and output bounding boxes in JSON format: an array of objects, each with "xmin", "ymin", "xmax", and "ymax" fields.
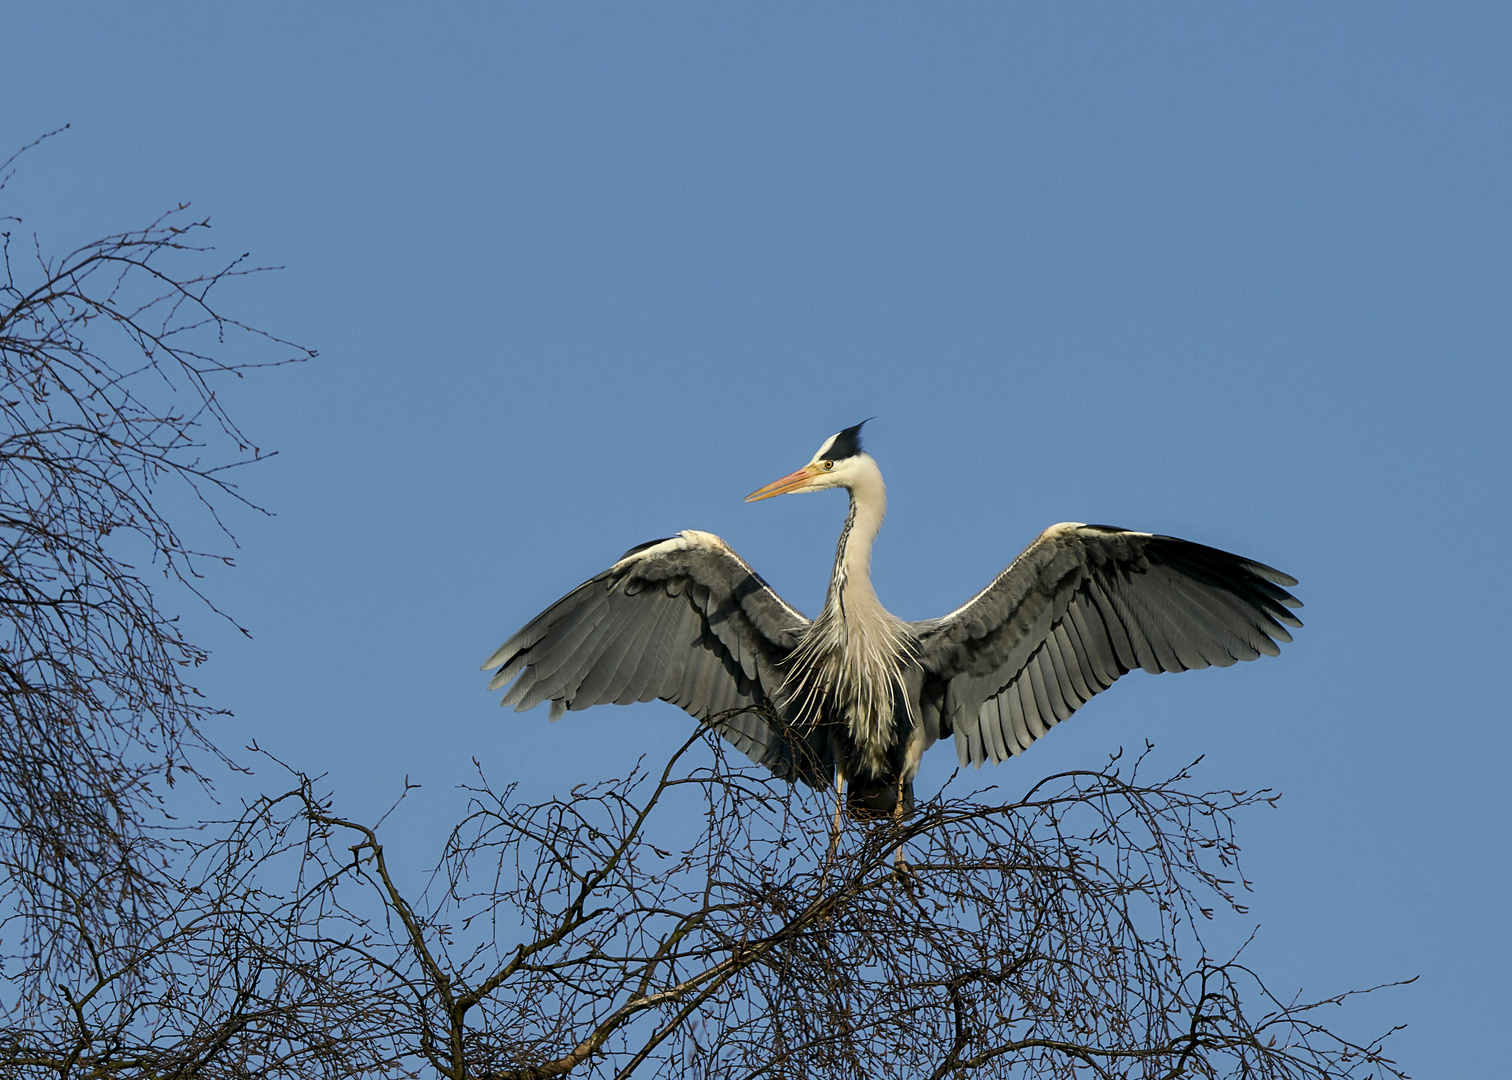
[{"xmin": 483, "ymin": 421, "xmax": 1302, "ymax": 819}]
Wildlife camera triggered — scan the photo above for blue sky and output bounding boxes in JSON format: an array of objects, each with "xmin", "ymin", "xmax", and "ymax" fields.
[{"xmin": 5, "ymin": 5, "xmax": 1509, "ymax": 1074}]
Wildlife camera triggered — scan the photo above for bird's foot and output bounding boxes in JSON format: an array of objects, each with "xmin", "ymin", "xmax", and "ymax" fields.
[{"xmin": 891, "ymin": 847, "xmax": 917, "ymax": 892}]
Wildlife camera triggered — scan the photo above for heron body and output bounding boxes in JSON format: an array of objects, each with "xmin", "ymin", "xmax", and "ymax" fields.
[{"xmin": 484, "ymin": 423, "xmax": 1302, "ymax": 817}]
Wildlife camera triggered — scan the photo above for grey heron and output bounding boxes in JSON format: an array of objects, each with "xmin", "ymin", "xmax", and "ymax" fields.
[{"xmin": 484, "ymin": 422, "xmax": 1302, "ymax": 817}]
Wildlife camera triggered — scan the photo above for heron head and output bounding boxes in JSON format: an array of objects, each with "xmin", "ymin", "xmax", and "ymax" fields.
[{"xmin": 745, "ymin": 421, "xmax": 873, "ymax": 502}]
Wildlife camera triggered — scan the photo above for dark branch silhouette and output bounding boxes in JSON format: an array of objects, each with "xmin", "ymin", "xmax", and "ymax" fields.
[
  {"xmin": 0, "ymin": 128, "xmax": 314, "ymax": 987},
  {"xmin": 2, "ymin": 721, "xmax": 1410, "ymax": 1079}
]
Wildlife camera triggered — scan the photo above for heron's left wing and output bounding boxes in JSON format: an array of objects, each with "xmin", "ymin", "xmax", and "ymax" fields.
[
  {"xmin": 483, "ymin": 530, "xmax": 825, "ymax": 782},
  {"xmin": 912, "ymin": 524, "xmax": 1302, "ymax": 768}
]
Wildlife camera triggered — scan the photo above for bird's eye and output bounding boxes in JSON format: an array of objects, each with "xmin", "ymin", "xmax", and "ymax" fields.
[{"xmin": 822, "ymin": 460, "xmax": 834, "ymax": 471}]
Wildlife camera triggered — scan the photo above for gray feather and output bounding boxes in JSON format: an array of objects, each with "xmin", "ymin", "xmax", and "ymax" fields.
[{"xmin": 1007, "ymin": 680, "xmax": 1034, "ymax": 755}]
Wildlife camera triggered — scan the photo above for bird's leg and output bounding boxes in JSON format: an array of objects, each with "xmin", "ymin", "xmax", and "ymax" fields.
[
  {"xmin": 827, "ymin": 771, "xmax": 847, "ymax": 859},
  {"xmin": 892, "ymin": 842, "xmax": 911, "ymax": 875},
  {"xmin": 891, "ymin": 781, "xmax": 914, "ymax": 884}
]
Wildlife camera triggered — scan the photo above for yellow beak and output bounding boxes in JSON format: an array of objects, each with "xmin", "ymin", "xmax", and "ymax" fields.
[{"xmin": 745, "ymin": 463, "xmax": 823, "ymax": 502}]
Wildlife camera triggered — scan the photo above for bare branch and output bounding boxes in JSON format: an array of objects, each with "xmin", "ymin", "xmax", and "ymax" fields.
[{"xmin": 0, "ymin": 136, "xmax": 313, "ymax": 996}]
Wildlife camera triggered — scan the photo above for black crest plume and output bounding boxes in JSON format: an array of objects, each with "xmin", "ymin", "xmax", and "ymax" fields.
[{"xmin": 826, "ymin": 419, "xmax": 870, "ymax": 461}]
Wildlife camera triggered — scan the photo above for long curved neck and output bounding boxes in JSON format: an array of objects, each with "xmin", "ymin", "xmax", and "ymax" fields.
[{"xmin": 826, "ymin": 455, "xmax": 887, "ymax": 614}]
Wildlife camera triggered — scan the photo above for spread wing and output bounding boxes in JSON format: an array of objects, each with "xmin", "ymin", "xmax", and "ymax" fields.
[
  {"xmin": 483, "ymin": 530, "xmax": 828, "ymax": 783},
  {"xmin": 913, "ymin": 523, "xmax": 1303, "ymax": 768}
]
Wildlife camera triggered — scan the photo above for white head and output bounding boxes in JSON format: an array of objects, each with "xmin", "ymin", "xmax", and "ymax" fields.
[{"xmin": 745, "ymin": 421, "xmax": 877, "ymax": 502}]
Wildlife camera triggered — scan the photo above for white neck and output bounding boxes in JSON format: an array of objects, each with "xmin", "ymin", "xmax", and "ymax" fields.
[{"xmin": 827, "ymin": 454, "xmax": 887, "ymax": 613}]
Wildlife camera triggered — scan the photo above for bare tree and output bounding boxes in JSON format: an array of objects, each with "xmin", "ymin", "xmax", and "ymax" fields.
[
  {"xmin": 339, "ymin": 725, "xmax": 1410, "ymax": 1080},
  {"xmin": 0, "ymin": 762, "xmax": 409, "ymax": 1079},
  {"xmin": 2, "ymin": 721, "xmax": 1408, "ymax": 1079},
  {"xmin": 0, "ymin": 135, "xmax": 1406, "ymax": 1079},
  {"xmin": 0, "ymin": 129, "xmax": 314, "ymax": 987}
]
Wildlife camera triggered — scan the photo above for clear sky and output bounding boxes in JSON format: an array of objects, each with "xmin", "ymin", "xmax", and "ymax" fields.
[{"xmin": 5, "ymin": 5, "xmax": 1509, "ymax": 1074}]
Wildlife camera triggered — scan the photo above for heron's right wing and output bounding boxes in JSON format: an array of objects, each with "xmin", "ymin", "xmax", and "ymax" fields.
[{"xmin": 483, "ymin": 531, "xmax": 826, "ymax": 783}]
